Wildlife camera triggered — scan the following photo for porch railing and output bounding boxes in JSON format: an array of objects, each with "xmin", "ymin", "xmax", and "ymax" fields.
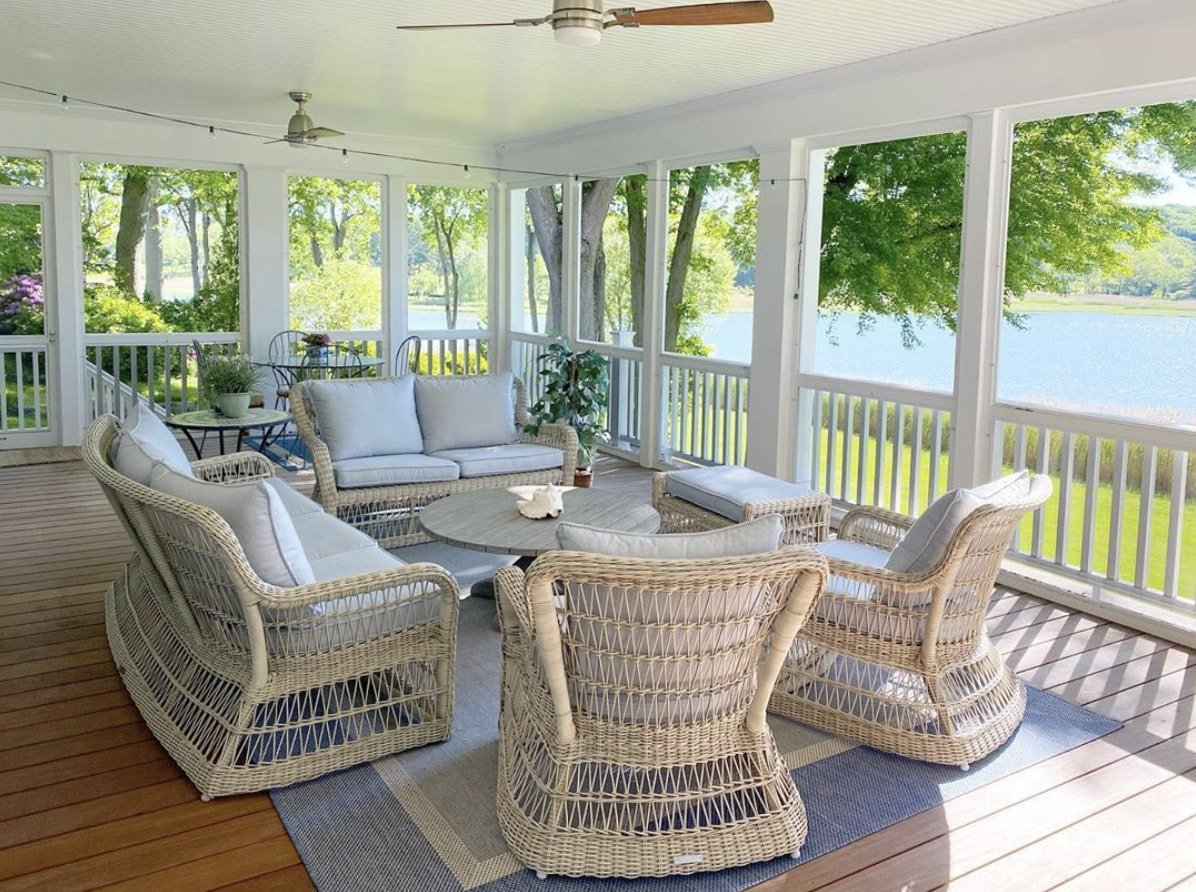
[
  {"xmin": 662, "ymin": 355, "xmax": 750, "ymax": 467},
  {"xmin": 1, "ymin": 339, "xmax": 51, "ymax": 433},
  {"xmin": 411, "ymin": 330, "xmax": 488, "ymax": 376}
]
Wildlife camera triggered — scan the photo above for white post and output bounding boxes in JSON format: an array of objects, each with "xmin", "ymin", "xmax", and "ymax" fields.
[
  {"xmin": 49, "ymin": 151, "xmax": 85, "ymax": 445},
  {"xmin": 746, "ymin": 141, "xmax": 806, "ymax": 479},
  {"xmin": 639, "ymin": 161, "xmax": 668, "ymax": 468},
  {"xmin": 793, "ymin": 145, "xmax": 827, "ymax": 484},
  {"xmin": 489, "ymin": 182, "xmax": 510, "ymax": 374},
  {"xmin": 561, "ymin": 177, "xmax": 581, "ymax": 343},
  {"xmin": 951, "ymin": 110, "xmax": 1012, "ymax": 488},
  {"xmin": 382, "ymin": 175, "xmax": 408, "ymax": 374},
  {"xmin": 241, "ymin": 167, "xmax": 290, "ymax": 390}
]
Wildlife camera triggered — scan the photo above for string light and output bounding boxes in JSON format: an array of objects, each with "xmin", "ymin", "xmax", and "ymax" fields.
[
  {"xmin": 59, "ymin": 94, "xmax": 69, "ymax": 111},
  {"xmin": 462, "ymin": 164, "xmax": 472, "ymax": 179},
  {"xmin": 341, "ymin": 148, "xmax": 349, "ymax": 165},
  {"xmin": 207, "ymin": 125, "xmax": 217, "ymax": 142}
]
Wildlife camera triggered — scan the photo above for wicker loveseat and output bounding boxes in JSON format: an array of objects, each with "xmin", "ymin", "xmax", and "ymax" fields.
[
  {"xmin": 494, "ymin": 521, "xmax": 827, "ymax": 879},
  {"xmin": 84, "ymin": 411, "xmax": 459, "ymax": 799},
  {"xmin": 770, "ymin": 471, "xmax": 1053, "ymax": 769},
  {"xmin": 292, "ymin": 371, "xmax": 578, "ymax": 547}
]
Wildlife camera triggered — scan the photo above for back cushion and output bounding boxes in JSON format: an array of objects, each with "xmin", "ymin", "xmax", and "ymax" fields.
[
  {"xmin": 970, "ymin": 469, "xmax": 1031, "ymax": 503},
  {"xmin": 556, "ymin": 514, "xmax": 784, "ymax": 559},
  {"xmin": 886, "ymin": 489, "xmax": 985, "ymax": 576},
  {"xmin": 306, "ymin": 376, "xmax": 423, "ymax": 462},
  {"xmin": 414, "ymin": 372, "xmax": 519, "ymax": 454},
  {"xmin": 111, "ymin": 401, "xmax": 193, "ymax": 484},
  {"xmin": 149, "ymin": 462, "xmax": 315, "ymax": 588}
]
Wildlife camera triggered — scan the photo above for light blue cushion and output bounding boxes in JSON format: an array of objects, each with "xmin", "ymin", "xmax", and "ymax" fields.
[
  {"xmin": 556, "ymin": 514, "xmax": 781, "ymax": 559},
  {"xmin": 430, "ymin": 444, "xmax": 563, "ymax": 478},
  {"xmin": 112, "ymin": 401, "xmax": 193, "ymax": 484},
  {"xmin": 331, "ymin": 454, "xmax": 460, "ymax": 489},
  {"xmin": 414, "ymin": 372, "xmax": 519, "ymax": 454},
  {"xmin": 149, "ymin": 461, "xmax": 315, "ymax": 588},
  {"xmin": 306, "ymin": 376, "xmax": 423, "ymax": 462},
  {"xmin": 665, "ymin": 466, "xmax": 815, "ymax": 522},
  {"xmin": 264, "ymin": 478, "xmax": 324, "ymax": 518},
  {"xmin": 817, "ymin": 539, "xmax": 891, "ymax": 567},
  {"xmin": 886, "ymin": 489, "xmax": 984, "ymax": 577},
  {"xmin": 290, "ymin": 510, "xmax": 380, "ymax": 563}
]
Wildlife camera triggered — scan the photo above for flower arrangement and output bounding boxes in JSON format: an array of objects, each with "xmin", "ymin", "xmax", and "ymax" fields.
[{"xmin": 302, "ymin": 332, "xmax": 332, "ymax": 348}]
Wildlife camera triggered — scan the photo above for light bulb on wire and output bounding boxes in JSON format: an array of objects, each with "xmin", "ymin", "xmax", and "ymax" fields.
[
  {"xmin": 341, "ymin": 148, "xmax": 349, "ymax": 165},
  {"xmin": 59, "ymin": 94, "xmax": 69, "ymax": 112},
  {"xmin": 462, "ymin": 164, "xmax": 472, "ymax": 180},
  {"xmin": 207, "ymin": 126, "xmax": 217, "ymax": 143}
]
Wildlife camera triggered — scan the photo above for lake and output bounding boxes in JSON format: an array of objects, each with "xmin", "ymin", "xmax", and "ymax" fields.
[{"xmin": 408, "ymin": 308, "xmax": 1196, "ymax": 424}]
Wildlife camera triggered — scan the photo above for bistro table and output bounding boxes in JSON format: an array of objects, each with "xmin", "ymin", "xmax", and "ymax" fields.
[
  {"xmin": 164, "ymin": 408, "xmax": 293, "ymax": 459},
  {"xmin": 255, "ymin": 353, "xmax": 385, "ymax": 376}
]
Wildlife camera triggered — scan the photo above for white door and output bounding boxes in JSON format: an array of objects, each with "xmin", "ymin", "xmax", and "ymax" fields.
[{"xmin": 0, "ymin": 198, "xmax": 58, "ymax": 449}]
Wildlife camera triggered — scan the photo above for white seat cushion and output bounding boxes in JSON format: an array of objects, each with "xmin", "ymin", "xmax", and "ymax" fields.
[
  {"xmin": 331, "ymin": 454, "xmax": 460, "ymax": 489},
  {"xmin": 112, "ymin": 401, "xmax": 193, "ymax": 484},
  {"xmin": 430, "ymin": 444, "xmax": 563, "ymax": 478},
  {"xmin": 817, "ymin": 539, "xmax": 891, "ymax": 567},
  {"xmin": 557, "ymin": 514, "xmax": 780, "ymax": 559},
  {"xmin": 305, "ymin": 376, "xmax": 423, "ymax": 461},
  {"xmin": 414, "ymin": 372, "xmax": 519, "ymax": 453},
  {"xmin": 149, "ymin": 461, "xmax": 315, "ymax": 587},
  {"xmin": 664, "ymin": 466, "xmax": 815, "ymax": 521}
]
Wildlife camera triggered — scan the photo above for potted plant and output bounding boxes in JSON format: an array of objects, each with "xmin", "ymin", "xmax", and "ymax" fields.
[
  {"xmin": 302, "ymin": 332, "xmax": 332, "ymax": 360},
  {"xmin": 524, "ymin": 338, "xmax": 609, "ymax": 488},
  {"xmin": 202, "ymin": 354, "xmax": 258, "ymax": 418}
]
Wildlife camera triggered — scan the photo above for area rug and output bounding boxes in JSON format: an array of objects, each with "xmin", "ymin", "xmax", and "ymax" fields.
[
  {"xmin": 242, "ymin": 431, "xmax": 310, "ymax": 471},
  {"xmin": 272, "ymin": 594, "xmax": 1120, "ymax": 892}
]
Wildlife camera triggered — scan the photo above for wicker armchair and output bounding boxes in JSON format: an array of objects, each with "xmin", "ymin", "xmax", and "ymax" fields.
[
  {"xmin": 494, "ymin": 548, "xmax": 827, "ymax": 879},
  {"xmin": 84, "ymin": 415, "xmax": 459, "ymax": 799},
  {"xmin": 770, "ymin": 475, "xmax": 1053, "ymax": 769},
  {"xmin": 292, "ymin": 374, "xmax": 578, "ymax": 548}
]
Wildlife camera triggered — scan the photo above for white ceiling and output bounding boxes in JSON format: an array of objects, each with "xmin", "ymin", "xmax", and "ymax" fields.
[{"xmin": 0, "ymin": 0, "xmax": 1126, "ymax": 148}]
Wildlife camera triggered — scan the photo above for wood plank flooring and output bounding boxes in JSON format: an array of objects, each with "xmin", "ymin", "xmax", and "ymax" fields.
[{"xmin": 0, "ymin": 448, "xmax": 1194, "ymax": 890}]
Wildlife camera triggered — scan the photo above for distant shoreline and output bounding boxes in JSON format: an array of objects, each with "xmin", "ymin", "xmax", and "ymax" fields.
[{"xmin": 1009, "ymin": 292, "xmax": 1196, "ymax": 316}]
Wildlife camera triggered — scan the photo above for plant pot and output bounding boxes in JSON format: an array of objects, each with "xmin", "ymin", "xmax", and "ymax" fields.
[
  {"xmin": 573, "ymin": 468, "xmax": 594, "ymax": 488},
  {"xmin": 212, "ymin": 392, "xmax": 252, "ymax": 418},
  {"xmin": 305, "ymin": 345, "xmax": 330, "ymax": 362}
]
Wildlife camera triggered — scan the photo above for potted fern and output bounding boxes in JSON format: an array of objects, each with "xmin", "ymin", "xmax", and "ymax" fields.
[
  {"xmin": 524, "ymin": 338, "xmax": 609, "ymax": 487},
  {"xmin": 202, "ymin": 354, "xmax": 258, "ymax": 418}
]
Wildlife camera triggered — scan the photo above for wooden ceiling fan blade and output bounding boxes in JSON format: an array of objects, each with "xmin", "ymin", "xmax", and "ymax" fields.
[{"xmin": 612, "ymin": 1, "xmax": 773, "ymax": 26}]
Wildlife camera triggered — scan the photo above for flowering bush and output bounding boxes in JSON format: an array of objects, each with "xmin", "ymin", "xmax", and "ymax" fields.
[{"xmin": 0, "ymin": 274, "xmax": 45, "ymax": 336}]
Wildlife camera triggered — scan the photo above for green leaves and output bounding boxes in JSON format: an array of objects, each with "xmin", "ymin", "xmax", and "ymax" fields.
[{"xmin": 524, "ymin": 338, "xmax": 610, "ymax": 468}]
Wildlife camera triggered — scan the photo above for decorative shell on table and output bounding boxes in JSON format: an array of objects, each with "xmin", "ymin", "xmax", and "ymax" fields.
[{"xmin": 517, "ymin": 485, "xmax": 564, "ymax": 520}]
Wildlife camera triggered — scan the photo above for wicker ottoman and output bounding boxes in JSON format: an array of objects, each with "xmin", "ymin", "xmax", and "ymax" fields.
[{"xmin": 652, "ymin": 466, "xmax": 831, "ymax": 545}]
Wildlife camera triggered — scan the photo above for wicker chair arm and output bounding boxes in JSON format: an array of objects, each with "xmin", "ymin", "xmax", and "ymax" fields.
[
  {"xmin": 821, "ymin": 555, "xmax": 939, "ymax": 606},
  {"xmin": 521, "ymin": 422, "xmax": 579, "ymax": 482},
  {"xmin": 289, "ymin": 383, "xmax": 337, "ymax": 501},
  {"xmin": 191, "ymin": 452, "xmax": 276, "ymax": 483},
  {"xmin": 837, "ymin": 505, "xmax": 916, "ymax": 549},
  {"xmin": 254, "ymin": 562, "xmax": 460, "ymax": 613}
]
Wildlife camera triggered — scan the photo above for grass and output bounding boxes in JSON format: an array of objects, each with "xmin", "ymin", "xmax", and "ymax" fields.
[{"xmin": 1012, "ymin": 291, "xmax": 1196, "ymax": 316}]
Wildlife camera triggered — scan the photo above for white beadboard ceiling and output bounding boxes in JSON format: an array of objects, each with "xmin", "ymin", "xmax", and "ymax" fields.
[{"xmin": 0, "ymin": 0, "xmax": 1126, "ymax": 148}]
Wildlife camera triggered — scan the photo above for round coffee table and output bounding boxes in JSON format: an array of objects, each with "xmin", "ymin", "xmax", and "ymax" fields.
[
  {"xmin": 164, "ymin": 408, "xmax": 292, "ymax": 459},
  {"xmin": 420, "ymin": 487, "xmax": 660, "ymax": 558}
]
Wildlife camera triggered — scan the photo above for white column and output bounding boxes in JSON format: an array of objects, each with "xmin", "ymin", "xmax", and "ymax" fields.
[
  {"xmin": 792, "ymin": 146, "xmax": 827, "ymax": 483},
  {"xmin": 746, "ymin": 141, "xmax": 806, "ymax": 479},
  {"xmin": 241, "ymin": 167, "xmax": 290, "ymax": 389},
  {"xmin": 382, "ymin": 175, "xmax": 408, "ymax": 374},
  {"xmin": 951, "ymin": 111, "xmax": 1012, "ymax": 488},
  {"xmin": 489, "ymin": 183, "xmax": 510, "ymax": 374},
  {"xmin": 561, "ymin": 177, "xmax": 582, "ymax": 342},
  {"xmin": 639, "ymin": 161, "xmax": 668, "ymax": 468},
  {"xmin": 49, "ymin": 152, "xmax": 85, "ymax": 445}
]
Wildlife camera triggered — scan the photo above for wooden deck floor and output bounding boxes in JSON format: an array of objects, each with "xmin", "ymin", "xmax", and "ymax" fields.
[{"xmin": 0, "ymin": 450, "xmax": 1194, "ymax": 890}]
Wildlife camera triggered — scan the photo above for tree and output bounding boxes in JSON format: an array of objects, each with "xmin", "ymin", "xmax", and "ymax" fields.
[
  {"xmin": 409, "ymin": 186, "xmax": 487, "ymax": 329},
  {"xmin": 113, "ymin": 167, "xmax": 150, "ymax": 294}
]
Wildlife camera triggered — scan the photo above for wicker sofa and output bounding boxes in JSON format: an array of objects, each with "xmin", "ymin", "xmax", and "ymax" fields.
[
  {"xmin": 84, "ymin": 410, "xmax": 459, "ymax": 799},
  {"xmin": 292, "ymin": 372, "xmax": 578, "ymax": 547}
]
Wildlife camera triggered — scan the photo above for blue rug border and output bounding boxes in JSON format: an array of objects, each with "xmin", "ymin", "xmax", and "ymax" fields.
[{"xmin": 271, "ymin": 685, "xmax": 1121, "ymax": 892}]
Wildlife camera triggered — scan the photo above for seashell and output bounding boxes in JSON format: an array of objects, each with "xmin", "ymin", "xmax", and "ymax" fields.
[{"xmin": 517, "ymin": 485, "xmax": 564, "ymax": 520}]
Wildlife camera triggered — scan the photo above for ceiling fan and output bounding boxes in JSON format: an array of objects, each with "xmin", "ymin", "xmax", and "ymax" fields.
[
  {"xmin": 396, "ymin": 1, "xmax": 774, "ymax": 47},
  {"xmin": 269, "ymin": 92, "xmax": 345, "ymax": 148}
]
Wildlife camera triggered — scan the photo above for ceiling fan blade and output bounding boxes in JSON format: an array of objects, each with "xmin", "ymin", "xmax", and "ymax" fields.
[
  {"xmin": 610, "ymin": 1, "xmax": 773, "ymax": 27},
  {"xmin": 396, "ymin": 17, "xmax": 548, "ymax": 31},
  {"xmin": 263, "ymin": 138, "xmax": 289, "ymax": 145},
  {"xmin": 305, "ymin": 127, "xmax": 345, "ymax": 139}
]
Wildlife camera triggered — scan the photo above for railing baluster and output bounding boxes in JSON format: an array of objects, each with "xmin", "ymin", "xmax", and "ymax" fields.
[
  {"xmin": 1164, "ymin": 450, "xmax": 1187, "ymax": 600},
  {"xmin": 1080, "ymin": 435, "xmax": 1100, "ymax": 574},
  {"xmin": 1056, "ymin": 431, "xmax": 1075, "ymax": 566},
  {"xmin": 856, "ymin": 397, "xmax": 870, "ymax": 504},
  {"xmin": 721, "ymin": 373, "xmax": 732, "ymax": 466},
  {"xmin": 840, "ymin": 396, "xmax": 854, "ymax": 502},
  {"xmin": 1134, "ymin": 445, "xmax": 1157, "ymax": 591},
  {"xmin": 890, "ymin": 403, "xmax": 904, "ymax": 511},
  {"xmin": 1031, "ymin": 426, "xmax": 1049, "ymax": 558},
  {"xmin": 929, "ymin": 410, "xmax": 943, "ymax": 499},
  {"xmin": 32, "ymin": 350, "xmax": 43, "ymax": 430},
  {"xmin": 1106, "ymin": 439, "xmax": 1128, "ymax": 582},
  {"xmin": 810, "ymin": 391, "xmax": 823, "ymax": 486},
  {"xmin": 872, "ymin": 400, "xmax": 885, "ymax": 507},
  {"xmin": 0, "ymin": 350, "xmax": 8, "ymax": 431},
  {"xmin": 15, "ymin": 352, "xmax": 26, "ymax": 430},
  {"xmin": 826, "ymin": 394, "xmax": 839, "ymax": 497},
  {"xmin": 909, "ymin": 407, "xmax": 924, "ymax": 515},
  {"xmin": 1014, "ymin": 425, "xmax": 1027, "ymax": 472}
]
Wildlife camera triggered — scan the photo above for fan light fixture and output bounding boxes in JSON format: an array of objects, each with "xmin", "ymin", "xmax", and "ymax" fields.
[{"xmin": 555, "ymin": 24, "xmax": 602, "ymax": 46}]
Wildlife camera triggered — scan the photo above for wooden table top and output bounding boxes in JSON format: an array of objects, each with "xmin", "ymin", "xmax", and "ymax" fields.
[{"xmin": 419, "ymin": 486, "xmax": 660, "ymax": 557}]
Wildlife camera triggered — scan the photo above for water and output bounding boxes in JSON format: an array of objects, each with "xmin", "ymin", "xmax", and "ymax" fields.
[{"xmin": 410, "ymin": 308, "xmax": 1196, "ymax": 423}]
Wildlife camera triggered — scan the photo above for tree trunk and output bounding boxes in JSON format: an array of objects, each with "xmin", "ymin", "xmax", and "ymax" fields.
[
  {"xmin": 664, "ymin": 166, "xmax": 712, "ymax": 353},
  {"xmin": 201, "ymin": 212, "xmax": 211, "ymax": 288},
  {"xmin": 525, "ymin": 222, "xmax": 540, "ymax": 333},
  {"xmin": 114, "ymin": 170, "xmax": 150, "ymax": 294},
  {"xmin": 182, "ymin": 198, "xmax": 201, "ymax": 296},
  {"xmin": 578, "ymin": 179, "xmax": 620, "ymax": 343},
  {"xmin": 309, "ymin": 234, "xmax": 324, "ymax": 269},
  {"xmin": 144, "ymin": 177, "xmax": 162, "ymax": 301},
  {"xmin": 526, "ymin": 187, "xmax": 563, "ymax": 332},
  {"xmin": 432, "ymin": 215, "xmax": 453, "ymax": 328},
  {"xmin": 444, "ymin": 222, "xmax": 460, "ymax": 329},
  {"xmin": 625, "ymin": 176, "xmax": 647, "ymax": 347}
]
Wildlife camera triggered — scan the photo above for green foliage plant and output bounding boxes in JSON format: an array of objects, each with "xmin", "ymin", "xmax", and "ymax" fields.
[
  {"xmin": 524, "ymin": 338, "xmax": 610, "ymax": 470},
  {"xmin": 202, "ymin": 354, "xmax": 257, "ymax": 399}
]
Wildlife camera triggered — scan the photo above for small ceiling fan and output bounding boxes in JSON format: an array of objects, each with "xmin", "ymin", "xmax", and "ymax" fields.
[
  {"xmin": 268, "ymin": 92, "xmax": 345, "ymax": 148},
  {"xmin": 396, "ymin": 1, "xmax": 774, "ymax": 47}
]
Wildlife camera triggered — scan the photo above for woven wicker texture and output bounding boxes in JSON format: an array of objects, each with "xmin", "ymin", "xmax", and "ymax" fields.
[
  {"xmin": 652, "ymin": 472, "xmax": 831, "ymax": 546},
  {"xmin": 494, "ymin": 547, "xmax": 827, "ymax": 879},
  {"xmin": 770, "ymin": 476, "xmax": 1054, "ymax": 768},
  {"xmin": 84, "ymin": 414, "xmax": 459, "ymax": 799},
  {"xmin": 292, "ymin": 375, "xmax": 578, "ymax": 548}
]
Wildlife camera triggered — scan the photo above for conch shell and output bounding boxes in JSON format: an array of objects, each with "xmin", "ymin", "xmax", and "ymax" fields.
[{"xmin": 517, "ymin": 485, "xmax": 564, "ymax": 520}]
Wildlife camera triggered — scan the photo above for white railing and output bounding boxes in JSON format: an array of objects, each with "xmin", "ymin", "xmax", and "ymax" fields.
[
  {"xmin": 411, "ymin": 329, "xmax": 489, "ymax": 376},
  {"xmin": 993, "ymin": 404, "xmax": 1196, "ymax": 609},
  {"xmin": 1, "ymin": 338, "xmax": 51, "ymax": 433},
  {"xmin": 662, "ymin": 355, "xmax": 750, "ymax": 467},
  {"xmin": 83, "ymin": 332, "xmax": 240, "ymax": 420},
  {"xmin": 326, "ymin": 330, "xmax": 385, "ymax": 363},
  {"xmin": 797, "ymin": 374, "xmax": 954, "ymax": 515}
]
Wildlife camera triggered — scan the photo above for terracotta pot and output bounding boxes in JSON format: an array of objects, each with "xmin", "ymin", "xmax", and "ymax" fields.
[{"xmin": 573, "ymin": 468, "xmax": 594, "ymax": 488}]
